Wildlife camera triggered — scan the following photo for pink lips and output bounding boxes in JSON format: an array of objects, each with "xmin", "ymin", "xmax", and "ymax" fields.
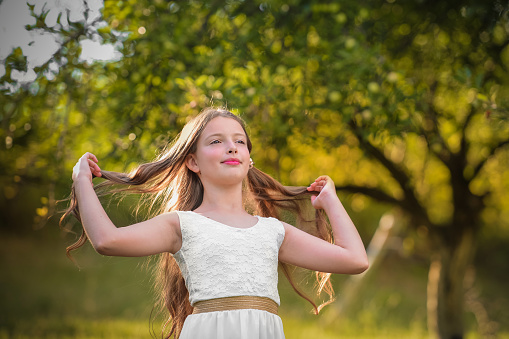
[{"xmin": 223, "ymin": 158, "xmax": 241, "ymax": 165}]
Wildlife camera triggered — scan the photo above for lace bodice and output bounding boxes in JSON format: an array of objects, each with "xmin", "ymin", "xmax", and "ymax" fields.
[{"xmin": 173, "ymin": 211, "xmax": 285, "ymax": 306}]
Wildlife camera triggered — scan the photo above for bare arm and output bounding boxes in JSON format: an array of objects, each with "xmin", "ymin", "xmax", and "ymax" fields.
[
  {"xmin": 72, "ymin": 152, "xmax": 181, "ymax": 257},
  {"xmin": 279, "ymin": 176, "xmax": 369, "ymax": 274}
]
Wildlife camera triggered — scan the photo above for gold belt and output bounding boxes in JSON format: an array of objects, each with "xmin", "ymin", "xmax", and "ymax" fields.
[{"xmin": 192, "ymin": 296, "xmax": 278, "ymax": 315}]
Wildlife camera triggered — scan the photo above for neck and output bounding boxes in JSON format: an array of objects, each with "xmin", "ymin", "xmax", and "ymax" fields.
[{"xmin": 197, "ymin": 182, "xmax": 245, "ymax": 214}]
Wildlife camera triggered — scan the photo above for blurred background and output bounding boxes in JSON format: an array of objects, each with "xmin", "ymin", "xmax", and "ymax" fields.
[{"xmin": 1, "ymin": 0, "xmax": 509, "ymax": 338}]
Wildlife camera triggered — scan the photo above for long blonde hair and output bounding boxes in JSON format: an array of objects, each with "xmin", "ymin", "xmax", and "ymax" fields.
[{"xmin": 60, "ymin": 108, "xmax": 335, "ymax": 338}]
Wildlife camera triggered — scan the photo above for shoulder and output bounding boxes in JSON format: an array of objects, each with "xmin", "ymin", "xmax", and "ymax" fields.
[
  {"xmin": 259, "ymin": 216, "xmax": 286, "ymax": 246},
  {"xmin": 260, "ymin": 215, "xmax": 285, "ymax": 229},
  {"xmin": 279, "ymin": 220, "xmax": 294, "ymax": 234},
  {"xmin": 172, "ymin": 210, "xmax": 193, "ymax": 228},
  {"xmin": 159, "ymin": 210, "xmax": 181, "ymax": 224},
  {"xmin": 167, "ymin": 210, "xmax": 200, "ymax": 236},
  {"xmin": 259, "ymin": 217, "xmax": 298, "ymax": 236},
  {"xmin": 278, "ymin": 220, "xmax": 305, "ymax": 243},
  {"xmin": 156, "ymin": 211, "xmax": 182, "ymax": 236},
  {"xmin": 156, "ymin": 211, "xmax": 183, "ymax": 254}
]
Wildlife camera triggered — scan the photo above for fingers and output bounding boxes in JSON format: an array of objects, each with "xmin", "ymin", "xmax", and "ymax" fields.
[
  {"xmin": 307, "ymin": 182, "xmax": 323, "ymax": 191},
  {"xmin": 307, "ymin": 176, "xmax": 338, "ymax": 210},
  {"xmin": 73, "ymin": 152, "xmax": 102, "ymax": 179},
  {"xmin": 82, "ymin": 153, "xmax": 100, "ymax": 168},
  {"xmin": 87, "ymin": 158, "xmax": 101, "ymax": 174},
  {"xmin": 307, "ymin": 175, "xmax": 333, "ymax": 191},
  {"xmin": 82, "ymin": 152, "xmax": 99, "ymax": 163}
]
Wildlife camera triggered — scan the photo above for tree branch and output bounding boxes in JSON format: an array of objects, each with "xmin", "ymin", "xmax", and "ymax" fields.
[
  {"xmin": 416, "ymin": 84, "xmax": 451, "ymax": 167},
  {"xmin": 457, "ymin": 105, "xmax": 477, "ymax": 170},
  {"xmin": 348, "ymin": 120, "xmax": 408, "ymax": 190},
  {"xmin": 348, "ymin": 119, "xmax": 432, "ymax": 226},
  {"xmin": 471, "ymin": 139, "xmax": 509, "ymax": 180},
  {"xmin": 335, "ymin": 185, "xmax": 402, "ymax": 206},
  {"xmin": 419, "ymin": 125, "xmax": 450, "ymax": 165}
]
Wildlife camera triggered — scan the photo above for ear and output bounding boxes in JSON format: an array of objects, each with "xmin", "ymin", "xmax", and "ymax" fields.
[{"xmin": 185, "ymin": 154, "xmax": 200, "ymax": 174}]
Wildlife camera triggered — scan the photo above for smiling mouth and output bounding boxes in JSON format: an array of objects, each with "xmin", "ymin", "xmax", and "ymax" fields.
[{"xmin": 222, "ymin": 158, "xmax": 241, "ymax": 165}]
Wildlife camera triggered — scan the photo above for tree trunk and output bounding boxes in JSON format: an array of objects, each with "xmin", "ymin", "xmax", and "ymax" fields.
[
  {"xmin": 334, "ymin": 212, "xmax": 400, "ymax": 315},
  {"xmin": 427, "ymin": 227, "xmax": 476, "ymax": 339}
]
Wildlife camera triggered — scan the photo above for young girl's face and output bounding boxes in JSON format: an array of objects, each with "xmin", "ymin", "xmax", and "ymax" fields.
[{"xmin": 187, "ymin": 116, "xmax": 250, "ymax": 186}]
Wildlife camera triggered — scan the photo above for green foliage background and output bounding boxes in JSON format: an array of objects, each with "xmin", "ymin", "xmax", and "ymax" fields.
[{"xmin": 1, "ymin": 0, "xmax": 509, "ymax": 338}]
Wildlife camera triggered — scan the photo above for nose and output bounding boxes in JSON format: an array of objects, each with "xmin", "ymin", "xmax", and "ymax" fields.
[{"xmin": 227, "ymin": 141, "xmax": 238, "ymax": 154}]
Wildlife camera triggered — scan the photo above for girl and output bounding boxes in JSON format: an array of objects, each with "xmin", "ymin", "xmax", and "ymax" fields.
[{"xmin": 61, "ymin": 108, "xmax": 368, "ymax": 339}]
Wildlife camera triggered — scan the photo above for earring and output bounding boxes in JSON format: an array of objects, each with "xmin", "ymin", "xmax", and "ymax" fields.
[{"xmin": 249, "ymin": 158, "xmax": 254, "ymax": 169}]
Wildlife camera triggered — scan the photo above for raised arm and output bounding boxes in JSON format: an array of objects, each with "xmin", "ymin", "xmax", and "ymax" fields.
[
  {"xmin": 279, "ymin": 175, "xmax": 369, "ymax": 274},
  {"xmin": 72, "ymin": 152, "xmax": 182, "ymax": 257}
]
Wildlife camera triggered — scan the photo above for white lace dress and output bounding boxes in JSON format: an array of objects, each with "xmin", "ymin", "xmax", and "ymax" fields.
[{"xmin": 174, "ymin": 210, "xmax": 286, "ymax": 339}]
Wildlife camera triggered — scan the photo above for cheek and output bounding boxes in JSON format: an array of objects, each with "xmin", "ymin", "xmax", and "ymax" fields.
[
  {"xmin": 240, "ymin": 145, "xmax": 250, "ymax": 155},
  {"xmin": 198, "ymin": 147, "xmax": 223, "ymax": 161}
]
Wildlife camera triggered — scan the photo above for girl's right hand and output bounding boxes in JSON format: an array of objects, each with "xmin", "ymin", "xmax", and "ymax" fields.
[{"xmin": 72, "ymin": 152, "xmax": 102, "ymax": 183}]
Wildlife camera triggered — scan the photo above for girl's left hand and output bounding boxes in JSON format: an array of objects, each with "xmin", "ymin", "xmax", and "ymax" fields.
[{"xmin": 307, "ymin": 175, "xmax": 338, "ymax": 210}]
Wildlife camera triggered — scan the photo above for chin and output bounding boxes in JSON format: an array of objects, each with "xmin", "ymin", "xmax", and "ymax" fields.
[{"xmin": 217, "ymin": 171, "xmax": 248, "ymax": 185}]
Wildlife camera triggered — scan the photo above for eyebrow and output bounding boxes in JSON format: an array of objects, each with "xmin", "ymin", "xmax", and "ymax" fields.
[{"xmin": 205, "ymin": 132, "xmax": 246, "ymax": 139}]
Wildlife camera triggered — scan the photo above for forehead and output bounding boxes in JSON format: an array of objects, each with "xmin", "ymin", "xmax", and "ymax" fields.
[{"xmin": 201, "ymin": 116, "xmax": 246, "ymax": 137}]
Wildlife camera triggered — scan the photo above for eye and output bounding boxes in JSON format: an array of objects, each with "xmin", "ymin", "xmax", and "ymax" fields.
[
  {"xmin": 236, "ymin": 140, "xmax": 246, "ymax": 144},
  {"xmin": 210, "ymin": 140, "xmax": 220, "ymax": 144}
]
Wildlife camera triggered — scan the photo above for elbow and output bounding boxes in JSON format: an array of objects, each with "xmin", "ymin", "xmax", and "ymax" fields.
[
  {"xmin": 350, "ymin": 255, "xmax": 369, "ymax": 274},
  {"xmin": 353, "ymin": 258, "xmax": 369, "ymax": 274},
  {"xmin": 329, "ymin": 255, "xmax": 369, "ymax": 275},
  {"xmin": 336, "ymin": 254, "xmax": 369, "ymax": 275},
  {"xmin": 93, "ymin": 237, "xmax": 116, "ymax": 256}
]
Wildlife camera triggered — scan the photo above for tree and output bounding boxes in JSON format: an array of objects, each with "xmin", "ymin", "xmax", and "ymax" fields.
[
  {"xmin": 336, "ymin": 2, "xmax": 509, "ymax": 338},
  {"xmin": 1, "ymin": 1, "xmax": 508, "ymax": 338}
]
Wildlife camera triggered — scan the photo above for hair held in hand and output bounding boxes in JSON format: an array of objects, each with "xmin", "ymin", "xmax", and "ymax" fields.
[{"xmin": 60, "ymin": 108, "xmax": 336, "ymax": 338}]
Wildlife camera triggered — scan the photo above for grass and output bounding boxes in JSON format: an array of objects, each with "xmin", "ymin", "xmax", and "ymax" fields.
[
  {"xmin": 0, "ymin": 317, "xmax": 152, "ymax": 339},
  {"xmin": 1, "ymin": 226, "xmax": 508, "ymax": 338}
]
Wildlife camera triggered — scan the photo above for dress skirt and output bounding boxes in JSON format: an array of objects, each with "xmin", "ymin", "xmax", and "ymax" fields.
[{"xmin": 179, "ymin": 309, "xmax": 285, "ymax": 339}]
